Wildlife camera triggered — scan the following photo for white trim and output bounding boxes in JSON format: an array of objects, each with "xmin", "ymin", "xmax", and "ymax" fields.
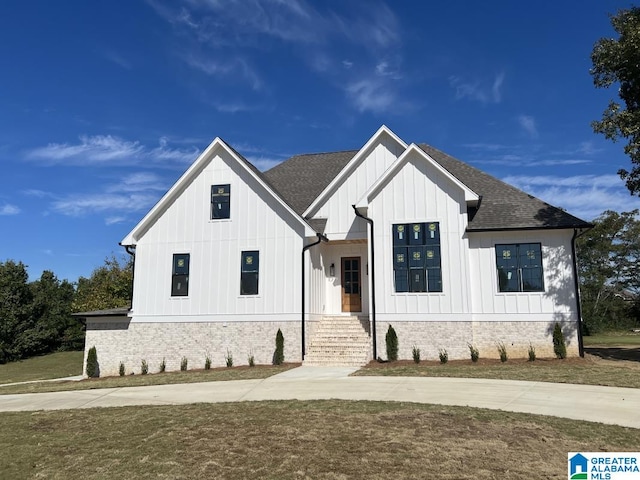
[
  {"xmin": 355, "ymin": 143, "xmax": 479, "ymax": 208},
  {"xmin": 302, "ymin": 125, "xmax": 408, "ymax": 218}
]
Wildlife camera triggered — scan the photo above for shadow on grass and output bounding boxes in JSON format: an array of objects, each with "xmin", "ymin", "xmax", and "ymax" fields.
[{"xmin": 585, "ymin": 347, "xmax": 640, "ymax": 362}]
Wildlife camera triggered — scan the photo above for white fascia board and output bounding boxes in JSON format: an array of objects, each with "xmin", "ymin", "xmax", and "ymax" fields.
[
  {"xmin": 121, "ymin": 138, "xmax": 314, "ymax": 245},
  {"xmin": 355, "ymin": 143, "xmax": 480, "ymax": 208},
  {"xmin": 302, "ymin": 124, "xmax": 408, "ymax": 218}
]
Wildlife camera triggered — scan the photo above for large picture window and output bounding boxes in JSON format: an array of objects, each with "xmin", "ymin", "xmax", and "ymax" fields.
[
  {"xmin": 211, "ymin": 184, "xmax": 230, "ymax": 219},
  {"xmin": 392, "ymin": 222, "xmax": 442, "ymax": 293},
  {"xmin": 240, "ymin": 250, "xmax": 259, "ymax": 295},
  {"xmin": 495, "ymin": 243, "xmax": 544, "ymax": 292},
  {"xmin": 171, "ymin": 253, "xmax": 190, "ymax": 297}
]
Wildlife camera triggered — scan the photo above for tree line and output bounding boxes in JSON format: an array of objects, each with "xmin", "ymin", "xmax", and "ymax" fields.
[{"xmin": 0, "ymin": 255, "xmax": 132, "ymax": 364}]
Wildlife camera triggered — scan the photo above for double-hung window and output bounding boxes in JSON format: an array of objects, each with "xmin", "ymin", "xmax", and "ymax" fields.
[
  {"xmin": 211, "ymin": 184, "xmax": 230, "ymax": 219},
  {"xmin": 495, "ymin": 243, "xmax": 544, "ymax": 292},
  {"xmin": 392, "ymin": 222, "xmax": 442, "ymax": 293},
  {"xmin": 171, "ymin": 253, "xmax": 190, "ymax": 297},
  {"xmin": 240, "ymin": 251, "xmax": 259, "ymax": 295}
]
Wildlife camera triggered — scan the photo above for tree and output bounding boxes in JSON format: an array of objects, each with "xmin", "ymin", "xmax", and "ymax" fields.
[
  {"xmin": 0, "ymin": 261, "xmax": 32, "ymax": 363},
  {"xmin": 274, "ymin": 328, "xmax": 284, "ymax": 365},
  {"xmin": 73, "ymin": 255, "xmax": 133, "ymax": 312},
  {"xmin": 385, "ymin": 325, "xmax": 398, "ymax": 362},
  {"xmin": 577, "ymin": 210, "xmax": 640, "ymax": 333},
  {"xmin": 591, "ymin": 7, "xmax": 640, "ymax": 195}
]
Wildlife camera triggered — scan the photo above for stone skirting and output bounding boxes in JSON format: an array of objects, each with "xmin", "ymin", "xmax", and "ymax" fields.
[
  {"xmin": 374, "ymin": 320, "xmax": 580, "ymax": 361},
  {"xmin": 84, "ymin": 319, "xmax": 301, "ymax": 377}
]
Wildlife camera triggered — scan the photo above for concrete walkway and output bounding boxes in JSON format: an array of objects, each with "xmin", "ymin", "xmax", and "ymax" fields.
[{"xmin": 0, "ymin": 366, "xmax": 638, "ymax": 429}]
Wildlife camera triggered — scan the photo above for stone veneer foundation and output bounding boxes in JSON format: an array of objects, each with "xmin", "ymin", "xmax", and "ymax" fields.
[{"xmin": 83, "ymin": 318, "xmax": 580, "ymax": 377}]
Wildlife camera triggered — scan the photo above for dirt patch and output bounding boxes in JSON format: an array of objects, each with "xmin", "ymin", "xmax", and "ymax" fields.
[{"xmin": 584, "ymin": 346, "xmax": 640, "ymax": 363}]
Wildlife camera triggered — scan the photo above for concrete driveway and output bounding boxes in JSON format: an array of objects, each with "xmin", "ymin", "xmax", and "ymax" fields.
[{"xmin": 1, "ymin": 366, "xmax": 638, "ymax": 429}]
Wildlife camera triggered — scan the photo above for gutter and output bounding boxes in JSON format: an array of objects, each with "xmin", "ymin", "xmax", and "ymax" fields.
[
  {"xmin": 352, "ymin": 205, "xmax": 377, "ymax": 361},
  {"xmin": 301, "ymin": 233, "xmax": 328, "ymax": 361},
  {"xmin": 121, "ymin": 243, "xmax": 136, "ymax": 311},
  {"xmin": 571, "ymin": 228, "xmax": 589, "ymax": 357}
]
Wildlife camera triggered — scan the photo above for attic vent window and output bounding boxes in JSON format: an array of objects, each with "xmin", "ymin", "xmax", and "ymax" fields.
[
  {"xmin": 211, "ymin": 184, "xmax": 230, "ymax": 219},
  {"xmin": 392, "ymin": 222, "xmax": 442, "ymax": 293}
]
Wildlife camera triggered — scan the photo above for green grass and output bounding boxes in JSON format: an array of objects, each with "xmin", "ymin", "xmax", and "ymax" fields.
[
  {"xmin": 1, "ymin": 400, "xmax": 638, "ymax": 479},
  {"xmin": 583, "ymin": 332, "xmax": 640, "ymax": 346},
  {"xmin": 0, "ymin": 364, "xmax": 298, "ymax": 395},
  {"xmin": 355, "ymin": 356, "xmax": 640, "ymax": 388},
  {"xmin": 0, "ymin": 351, "xmax": 84, "ymax": 385}
]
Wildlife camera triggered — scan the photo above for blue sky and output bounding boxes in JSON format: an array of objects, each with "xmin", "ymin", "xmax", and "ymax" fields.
[{"xmin": 2, "ymin": 0, "xmax": 639, "ymax": 282}]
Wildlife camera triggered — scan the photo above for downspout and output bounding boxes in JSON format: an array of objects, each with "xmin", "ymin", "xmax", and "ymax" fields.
[
  {"xmin": 352, "ymin": 205, "xmax": 377, "ymax": 361},
  {"xmin": 121, "ymin": 244, "xmax": 136, "ymax": 311},
  {"xmin": 301, "ymin": 233, "xmax": 327, "ymax": 361},
  {"xmin": 571, "ymin": 228, "xmax": 588, "ymax": 357}
]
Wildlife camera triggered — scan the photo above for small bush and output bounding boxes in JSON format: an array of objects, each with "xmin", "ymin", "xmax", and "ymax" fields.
[
  {"xmin": 468, "ymin": 343, "xmax": 479, "ymax": 363},
  {"xmin": 159, "ymin": 357, "xmax": 166, "ymax": 373},
  {"xmin": 497, "ymin": 342, "xmax": 508, "ymax": 363},
  {"xmin": 528, "ymin": 343, "xmax": 536, "ymax": 362},
  {"xmin": 385, "ymin": 325, "xmax": 398, "ymax": 362},
  {"xmin": 274, "ymin": 329, "xmax": 285, "ymax": 365},
  {"xmin": 412, "ymin": 345, "xmax": 421, "ymax": 364},
  {"xmin": 225, "ymin": 349, "xmax": 233, "ymax": 368},
  {"xmin": 248, "ymin": 352, "xmax": 255, "ymax": 367},
  {"xmin": 553, "ymin": 323, "xmax": 567, "ymax": 359},
  {"xmin": 141, "ymin": 359, "xmax": 148, "ymax": 375},
  {"xmin": 438, "ymin": 348, "xmax": 448, "ymax": 364},
  {"xmin": 119, "ymin": 362, "xmax": 125, "ymax": 377},
  {"xmin": 204, "ymin": 355, "xmax": 211, "ymax": 370},
  {"xmin": 180, "ymin": 356, "xmax": 188, "ymax": 371},
  {"xmin": 86, "ymin": 346, "xmax": 99, "ymax": 378}
]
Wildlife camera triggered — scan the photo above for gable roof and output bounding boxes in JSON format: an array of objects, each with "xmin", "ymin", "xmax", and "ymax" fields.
[
  {"xmin": 263, "ymin": 138, "xmax": 590, "ymax": 231},
  {"xmin": 121, "ymin": 137, "xmax": 315, "ymax": 245}
]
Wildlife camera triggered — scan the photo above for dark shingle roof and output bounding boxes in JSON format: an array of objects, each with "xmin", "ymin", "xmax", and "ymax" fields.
[
  {"xmin": 262, "ymin": 143, "xmax": 590, "ymax": 231},
  {"xmin": 264, "ymin": 150, "xmax": 357, "ymax": 215}
]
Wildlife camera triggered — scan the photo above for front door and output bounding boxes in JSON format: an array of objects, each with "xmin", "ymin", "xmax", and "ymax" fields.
[{"xmin": 341, "ymin": 257, "xmax": 362, "ymax": 312}]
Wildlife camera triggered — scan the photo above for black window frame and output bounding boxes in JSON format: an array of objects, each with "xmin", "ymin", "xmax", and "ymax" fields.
[
  {"xmin": 211, "ymin": 184, "xmax": 230, "ymax": 219},
  {"xmin": 240, "ymin": 250, "xmax": 259, "ymax": 296},
  {"xmin": 392, "ymin": 222, "xmax": 442, "ymax": 293},
  {"xmin": 171, "ymin": 253, "xmax": 190, "ymax": 297},
  {"xmin": 495, "ymin": 243, "xmax": 544, "ymax": 293}
]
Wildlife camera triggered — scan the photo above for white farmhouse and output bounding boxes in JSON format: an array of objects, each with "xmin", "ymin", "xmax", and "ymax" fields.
[{"xmin": 79, "ymin": 126, "xmax": 591, "ymax": 375}]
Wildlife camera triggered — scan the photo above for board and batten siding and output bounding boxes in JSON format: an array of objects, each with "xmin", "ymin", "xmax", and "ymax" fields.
[
  {"xmin": 369, "ymin": 150, "xmax": 473, "ymax": 321},
  {"xmin": 467, "ymin": 229, "xmax": 578, "ymax": 321},
  {"xmin": 131, "ymin": 148, "xmax": 306, "ymax": 322},
  {"xmin": 311, "ymin": 134, "xmax": 403, "ymax": 239}
]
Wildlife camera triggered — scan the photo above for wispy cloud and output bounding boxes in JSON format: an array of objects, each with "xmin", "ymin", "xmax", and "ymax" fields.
[
  {"xmin": 103, "ymin": 50, "xmax": 132, "ymax": 69},
  {"xmin": 184, "ymin": 56, "xmax": 262, "ymax": 90},
  {"xmin": 346, "ymin": 78, "xmax": 395, "ymax": 113},
  {"xmin": 449, "ymin": 72, "xmax": 505, "ymax": 104},
  {"xmin": 517, "ymin": 115, "xmax": 538, "ymax": 138},
  {"xmin": 26, "ymin": 135, "xmax": 198, "ymax": 167},
  {"xmin": 0, "ymin": 204, "xmax": 20, "ymax": 215},
  {"xmin": 503, "ymin": 174, "xmax": 640, "ymax": 220}
]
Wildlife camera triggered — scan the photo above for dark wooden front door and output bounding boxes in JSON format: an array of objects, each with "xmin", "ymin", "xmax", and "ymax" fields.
[{"xmin": 341, "ymin": 257, "xmax": 362, "ymax": 312}]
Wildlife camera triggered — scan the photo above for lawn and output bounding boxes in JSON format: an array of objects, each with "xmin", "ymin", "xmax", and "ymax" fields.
[
  {"xmin": 1, "ymin": 400, "xmax": 638, "ymax": 479},
  {"xmin": 0, "ymin": 351, "xmax": 84, "ymax": 385},
  {"xmin": 355, "ymin": 355, "xmax": 640, "ymax": 388},
  {"xmin": 583, "ymin": 331, "xmax": 640, "ymax": 346}
]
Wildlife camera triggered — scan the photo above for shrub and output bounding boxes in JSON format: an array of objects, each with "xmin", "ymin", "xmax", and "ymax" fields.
[
  {"xmin": 86, "ymin": 346, "xmax": 99, "ymax": 378},
  {"xmin": 553, "ymin": 323, "xmax": 567, "ymax": 359},
  {"xmin": 248, "ymin": 351, "xmax": 255, "ymax": 367},
  {"xmin": 119, "ymin": 362, "xmax": 125, "ymax": 377},
  {"xmin": 468, "ymin": 343, "xmax": 479, "ymax": 363},
  {"xmin": 528, "ymin": 343, "xmax": 536, "ymax": 362},
  {"xmin": 438, "ymin": 348, "xmax": 448, "ymax": 364},
  {"xmin": 274, "ymin": 329, "xmax": 285, "ymax": 365},
  {"xmin": 159, "ymin": 357, "xmax": 166, "ymax": 373},
  {"xmin": 225, "ymin": 349, "xmax": 233, "ymax": 368},
  {"xmin": 412, "ymin": 345, "xmax": 421, "ymax": 364},
  {"xmin": 204, "ymin": 355, "xmax": 211, "ymax": 370},
  {"xmin": 141, "ymin": 359, "xmax": 148, "ymax": 375},
  {"xmin": 180, "ymin": 356, "xmax": 188, "ymax": 371},
  {"xmin": 497, "ymin": 342, "xmax": 508, "ymax": 363},
  {"xmin": 385, "ymin": 325, "xmax": 398, "ymax": 362}
]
